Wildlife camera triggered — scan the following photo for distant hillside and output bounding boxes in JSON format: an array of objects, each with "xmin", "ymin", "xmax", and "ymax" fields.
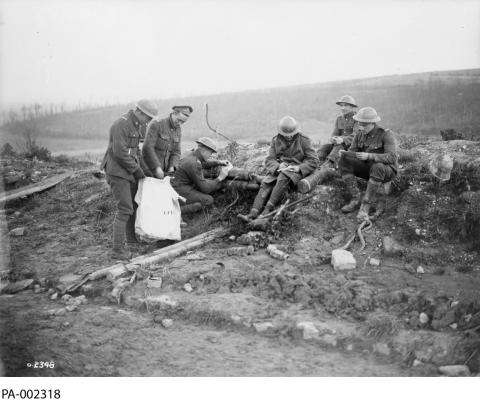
[{"xmin": 2, "ymin": 68, "xmax": 480, "ymax": 153}]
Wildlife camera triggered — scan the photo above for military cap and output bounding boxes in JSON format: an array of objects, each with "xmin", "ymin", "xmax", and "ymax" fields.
[
  {"xmin": 136, "ymin": 99, "xmax": 158, "ymax": 118},
  {"xmin": 172, "ymin": 105, "xmax": 193, "ymax": 115},
  {"xmin": 196, "ymin": 137, "xmax": 217, "ymax": 153},
  {"xmin": 336, "ymin": 95, "xmax": 357, "ymax": 108}
]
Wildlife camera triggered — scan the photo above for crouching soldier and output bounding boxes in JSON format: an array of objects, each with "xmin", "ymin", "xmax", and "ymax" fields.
[
  {"xmin": 171, "ymin": 137, "xmax": 229, "ymax": 215},
  {"xmin": 101, "ymin": 99, "xmax": 158, "ymax": 260},
  {"xmin": 142, "ymin": 105, "xmax": 193, "ymax": 179},
  {"xmin": 338, "ymin": 107, "xmax": 398, "ymax": 221},
  {"xmin": 238, "ymin": 116, "xmax": 318, "ymax": 222},
  {"xmin": 298, "ymin": 95, "xmax": 358, "ymax": 193}
]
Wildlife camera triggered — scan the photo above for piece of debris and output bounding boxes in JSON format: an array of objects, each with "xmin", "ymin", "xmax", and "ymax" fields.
[
  {"xmin": 183, "ymin": 283, "xmax": 193, "ymax": 293},
  {"xmin": 13, "ymin": 211, "xmax": 21, "ymax": 218},
  {"xmin": 237, "ymin": 231, "xmax": 266, "ymax": 246},
  {"xmin": 56, "ymin": 273, "xmax": 83, "ymax": 293},
  {"xmin": 228, "ymin": 235, "xmax": 236, "ymax": 241},
  {"xmin": 373, "ymin": 342, "xmax": 391, "ymax": 356},
  {"xmin": 161, "ymin": 318, "xmax": 173, "ymax": 328},
  {"xmin": 9, "ymin": 227, "xmax": 25, "ymax": 236},
  {"xmin": 296, "ymin": 321, "xmax": 319, "ymax": 340},
  {"xmin": 331, "ymin": 249, "xmax": 356, "ymax": 271},
  {"xmin": 417, "ymin": 266, "xmax": 425, "ymax": 274},
  {"xmin": 50, "ymin": 292, "xmax": 58, "ymax": 300},
  {"xmin": 438, "ymin": 365, "xmax": 471, "ymax": 377},
  {"xmin": 66, "ymin": 304, "xmax": 78, "ymax": 312},
  {"xmin": 33, "ymin": 284, "xmax": 42, "ymax": 294},
  {"xmin": 1, "ymin": 279, "xmax": 34, "ymax": 294},
  {"xmin": 419, "ymin": 312, "xmax": 429, "ymax": 324},
  {"xmin": 382, "ymin": 236, "xmax": 404, "ymax": 256},
  {"xmin": 146, "ymin": 277, "xmax": 163, "ymax": 289},
  {"xmin": 185, "ymin": 251, "xmax": 207, "ymax": 261},
  {"xmin": 48, "ymin": 308, "xmax": 67, "ymax": 316},
  {"xmin": 369, "ymin": 258, "xmax": 381, "ymax": 267},
  {"xmin": 449, "ymin": 323, "xmax": 457, "ymax": 330},
  {"xmin": 146, "ymin": 295, "xmax": 178, "ymax": 308},
  {"xmin": 110, "ymin": 279, "xmax": 131, "ymax": 304},
  {"xmin": 61, "ymin": 294, "xmax": 73, "ymax": 303},
  {"xmin": 226, "ymin": 245, "xmax": 255, "ymax": 256},
  {"xmin": 412, "ymin": 359, "xmax": 423, "ymax": 367},
  {"xmin": 253, "ymin": 322, "xmax": 275, "ymax": 333},
  {"xmin": 266, "ymin": 244, "xmax": 289, "ymax": 260}
]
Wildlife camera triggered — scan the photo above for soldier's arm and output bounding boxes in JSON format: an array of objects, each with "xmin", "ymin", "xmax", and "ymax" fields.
[
  {"xmin": 188, "ymin": 160, "xmax": 222, "ymax": 194},
  {"xmin": 347, "ymin": 132, "xmax": 360, "ymax": 152},
  {"xmin": 168, "ymin": 132, "xmax": 181, "ymax": 170},
  {"xmin": 265, "ymin": 138, "xmax": 280, "ymax": 174},
  {"xmin": 298, "ymin": 137, "xmax": 319, "ymax": 176},
  {"xmin": 142, "ymin": 120, "xmax": 162, "ymax": 170},
  {"xmin": 111, "ymin": 122, "xmax": 142, "ymax": 174},
  {"xmin": 342, "ymin": 123, "xmax": 356, "ymax": 147},
  {"xmin": 331, "ymin": 116, "xmax": 341, "ymax": 137},
  {"xmin": 369, "ymin": 130, "xmax": 398, "ymax": 165}
]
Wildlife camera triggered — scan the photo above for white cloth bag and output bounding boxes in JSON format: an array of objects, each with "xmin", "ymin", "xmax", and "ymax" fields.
[{"xmin": 134, "ymin": 176, "xmax": 185, "ymax": 242}]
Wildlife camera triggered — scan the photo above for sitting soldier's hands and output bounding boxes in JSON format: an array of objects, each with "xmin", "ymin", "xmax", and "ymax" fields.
[
  {"xmin": 278, "ymin": 162, "xmax": 289, "ymax": 171},
  {"xmin": 284, "ymin": 165, "xmax": 300, "ymax": 173},
  {"xmin": 155, "ymin": 167, "xmax": 165, "ymax": 179},
  {"xmin": 330, "ymin": 136, "xmax": 343, "ymax": 145},
  {"xmin": 356, "ymin": 152, "xmax": 370, "ymax": 161},
  {"xmin": 217, "ymin": 167, "xmax": 229, "ymax": 181}
]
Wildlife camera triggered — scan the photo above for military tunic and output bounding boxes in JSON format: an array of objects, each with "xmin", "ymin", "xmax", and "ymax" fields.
[{"xmin": 142, "ymin": 115, "xmax": 181, "ymax": 174}]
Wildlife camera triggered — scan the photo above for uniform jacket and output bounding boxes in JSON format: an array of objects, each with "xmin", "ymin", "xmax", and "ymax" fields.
[
  {"xmin": 348, "ymin": 125, "xmax": 398, "ymax": 172},
  {"xmin": 264, "ymin": 133, "xmax": 318, "ymax": 183},
  {"xmin": 171, "ymin": 149, "xmax": 221, "ymax": 194},
  {"xmin": 101, "ymin": 110, "xmax": 144, "ymax": 182},
  {"xmin": 142, "ymin": 115, "xmax": 181, "ymax": 173},
  {"xmin": 331, "ymin": 111, "xmax": 356, "ymax": 147}
]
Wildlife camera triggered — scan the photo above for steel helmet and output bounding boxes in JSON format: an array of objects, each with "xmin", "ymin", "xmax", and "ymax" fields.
[
  {"xmin": 336, "ymin": 95, "xmax": 357, "ymax": 108},
  {"xmin": 136, "ymin": 99, "xmax": 158, "ymax": 119},
  {"xmin": 196, "ymin": 137, "xmax": 218, "ymax": 153},
  {"xmin": 278, "ymin": 116, "xmax": 299, "ymax": 137},
  {"xmin": 353, "ymin": 107, "xmax": 381, "ymax": 123},
  {"xmin": 429, "ymin": 153, "xmax": 453, "ymax": 181}
]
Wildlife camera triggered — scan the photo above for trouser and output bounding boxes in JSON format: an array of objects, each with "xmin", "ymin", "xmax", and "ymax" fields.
[
  {"xmin": 318, "ymin": 143, "xmax": 349, "ymax": 164},
  {"xmin": 106, "ymin": 175, "xmax": 138, "ymax": 248},
  {"xmin": 338, "ymin": 152, "xmax": 396, "ymax": 183},
  {"xmin": 251, "ymin": 172, "xmax": 295, "ymax": 212},
  {"xmin": 173, "ymin": 185, "xmax": 214, "ymax": 207}
]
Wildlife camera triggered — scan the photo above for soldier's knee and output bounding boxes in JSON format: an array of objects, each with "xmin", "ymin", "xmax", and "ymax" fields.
[
  {"xmin": 201, "ymin": 195, "xmax": 214, "ymax": 206},
  {"xmin": 370, "ymin": 163, "xmax": 389, "ymax": 181},
  {"xmin": 277, "ymin": 172, "xmax": 290, "ymax": 182}
]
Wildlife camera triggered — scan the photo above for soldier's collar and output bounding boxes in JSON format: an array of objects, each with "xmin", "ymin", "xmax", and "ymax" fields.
[{"xmin": 129, "ymin": 110, "xmax": 141, "ymax": 129}]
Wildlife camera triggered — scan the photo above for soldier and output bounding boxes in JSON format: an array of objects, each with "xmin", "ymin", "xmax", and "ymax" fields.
[
  {"xmin": 298, "ymin": 95, "xmax": 358, "ymax": 193},
  {"xmin": 238, "ymin": 116, "xmax": 318, "ymax": 222},
  {"xmin": 101, "ymin": 99, "xmax": 158, "ymax": 260},
  {"xmin": 171, "ymin": 137, "xmax": 229, "ymax": 215},
  {"xmin": 338, "ymin": 107, "xmax": 398, "ymax": 221},
  {"xmin": 142, "ymin": 105, "xmax": 193, "ymax": 179}
]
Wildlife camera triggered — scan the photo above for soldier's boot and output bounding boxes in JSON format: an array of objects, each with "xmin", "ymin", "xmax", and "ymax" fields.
[
  {"xmin": 237, "ymin": 208, "xmax": 260, "ymax": 223},
  {"xmin": 357, "ymin": 179, "xmax": 381, "ymax": 221},
  {"xmin": 111, "ymin": 217, "xmax": 131, "ymax": 261},
  {"xmin": 256, "ymin": 179, "xmax": 289, "ymax": 217},
  {"xmin": 298, "ymin": 161, "xmax": 336, "ymax": 194},
  {"xmin": 125, "ymin": 214, "xmax": 138, "ymax": 244},
  {"xmin": 240, "ymin": 183, "xmax": 273, "ymax": 222},
  {"xmin": 180, "ymin": 202, "xmax": 203, "ymax": 215},
  {"xmin": 341, "ymin": 174, "xmax": 361, "ymax": 213},
  {"xmin": 257, "ymin": 202, "xmax": 275, "ymax": 219}
]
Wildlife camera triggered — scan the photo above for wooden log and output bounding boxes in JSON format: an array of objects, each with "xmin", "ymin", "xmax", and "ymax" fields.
[{"xmin": 0, "ymin": 171, "xmax": 73, "ymax": 203}]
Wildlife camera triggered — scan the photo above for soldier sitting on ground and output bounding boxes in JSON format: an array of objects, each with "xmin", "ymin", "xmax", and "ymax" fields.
[
  {"xmin": 238, "ymin": 116, "xmax": 318, "ymax": 222},
  {"xmin": 338, "ymin": 107, "xmax": 398, "ymax": 221},
  {"xmin": 298, "ymin": 95, "xmax": 358, "ymax": 193},
  {"xmin": 171, "ymin": 137, "xmax": 230, "ymax": 216}
]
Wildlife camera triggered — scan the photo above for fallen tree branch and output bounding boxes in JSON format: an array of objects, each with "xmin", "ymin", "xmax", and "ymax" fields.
[{"xmin": 256, "ymin": 194, "xmax": 316, "ymax": 220}]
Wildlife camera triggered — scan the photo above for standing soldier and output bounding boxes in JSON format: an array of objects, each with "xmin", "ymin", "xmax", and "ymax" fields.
[
  {"xmin": 238, "ymin": 116, "xmax": 318, "ymax": 222},
  {"xmin": 171, "ymin": 137, "xmax": 229, "ymax": 215},
  {"xmin": 298, "ymin": 95, "xmax": 358, "ymax": 193},
  {"xmin": 142, "ymin": 105, "xmax": 193, "ymax": 178},
  {"xmin": 101, "ymin": 99, "xmax": 158, "ymax": 260},
  {"xmin": 338, "ymin": 107, "xmax": 398, "ymax": 221}
]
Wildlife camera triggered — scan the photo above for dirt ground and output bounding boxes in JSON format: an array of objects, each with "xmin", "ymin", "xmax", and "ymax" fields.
[{"xmin": 1, "ymin": 139, "xmax": 479, "ymax": 376}]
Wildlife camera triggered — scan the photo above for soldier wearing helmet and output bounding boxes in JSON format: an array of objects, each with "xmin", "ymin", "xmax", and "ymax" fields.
[
  {"xmin": 142, "ymin": 105, "xmax": 193, "ymax": 179},
  {"xmin": 337, "ymin": 107, "xmax": 398, "ymax": 221},
  {"xmin": 238, "ymin": 116, "xmax": 318, "ymax": 222},
  {"xmin": 171, "ymin": 136, "xmax": 230, "ymax": 216},
  {"xmin": 101, "ymin": 99, "xmax": 158, "ymax": 260}
]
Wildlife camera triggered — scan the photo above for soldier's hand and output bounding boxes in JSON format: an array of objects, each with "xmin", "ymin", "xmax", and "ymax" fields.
[
  {"xmin": 356, "ymin": 152, "xmax": 370, "ymax": 161},
  {"xmin": 278, "ymin": 162, "xmax": 289, "ymax": 171},
  {"xmin": 133, "ymin": 168, "xmax": 146, "ymax": 180},
  {"xmin": 217, "ymin": 168, "xmax": 229, "ymax": 181},
  {"xmin": 155, "ymin": 167, "xmax": 165, "ymax": 179},
  {"xmin": 284, "ymin": 165, "xmax": 300, "ymax": 173}
]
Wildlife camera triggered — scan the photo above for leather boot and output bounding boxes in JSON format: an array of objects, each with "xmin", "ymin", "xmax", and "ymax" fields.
[
  {"xmin": 180, "ymin": 202, "xmax": 203, "ymax": 214},
  {"xmin": 238, "ymin": 208, "xmax": 260, "ymax": 223},
  {"xmin": 298, "ymin": 161, "xmax": 335, "ymax": 194},
  {"xmin": 257, "ymin": 202, "xmax": 274, "ymax": 219},
  {"xmin": 341, "ymin": 174, "xmax": 361, "ymax": 213},
  {"xmin": 111, "ymin": 217, "xmax": 131, "ymax": 261},
  {"xmin": 125, "ymin": 214, "xmax": 137, "ymax": 244},
  {"xmin": 357, "ymin": 179, "xmax": 381, "ymax": 221}
]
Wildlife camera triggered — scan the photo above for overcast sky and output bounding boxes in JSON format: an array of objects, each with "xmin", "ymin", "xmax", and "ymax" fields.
[{"xmin": 0, "ymin": 0, "xmax": 479, "ymax": 107}]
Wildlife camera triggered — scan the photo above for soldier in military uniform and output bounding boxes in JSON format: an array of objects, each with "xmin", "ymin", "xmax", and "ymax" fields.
[
  {"xmin": 238, "ymin": 116, "xmax": 318, "ymax": 222},
  {"xmin": 142, "ymin": 105, "xmax": 193, "ymax": 179},
  {"xmin": 101, "ymin": 99, "xmax": 158, "ymax": 260},
  {"xmin": 338, "ymin": 107, "xmax": 398, "ymax": 221},
  {"xmin": 172, "ymin": 137, "xmax": 229, "ymax": 215},
  {"xmin": 298, "ymin": 95, "xmax": 358, "ymax": 193}
]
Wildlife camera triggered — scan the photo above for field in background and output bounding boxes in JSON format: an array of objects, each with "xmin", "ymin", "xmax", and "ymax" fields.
[{"xmin": 1, "ymin": 68, "xmax": 480, "ymax": 154}]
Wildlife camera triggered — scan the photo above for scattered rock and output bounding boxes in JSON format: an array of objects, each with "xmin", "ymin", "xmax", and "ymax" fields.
[
  {"xmin": 237, "ymin": 231, "xmax": 266, "ymax": 246},
  {"xmin": 54, "ymin": 308, "xmax": 67, "ymax": 316},
  {"xmin": 1, "ymin": 279, "xmax": 34, "ymax": 294},
  {"xmin": 185, "ymin": 252, "xmax": 207, "ymax": 261},
  {"xmin": 33, "ymin": 284, "xmax": 42, "ymax": 294},
  {"xmin": 62, "ymin": 322, "xmax": 70, "ymax": 328},
  {"xmin": 412, "ymin": 359, "xmax": 423, "ymax": 367},
  {"xmin": 183, "ymin": 283, "xmax": 193, "ymax": 293},
  {"xmin": 331, "ymin": 249, "xmax": 356, "ymax": 271},
  {"xmin": 50, "ymin": 293, "xmax": 58, "ymax": 300},
  {"xmin": 417, "ymin": 266, "xmax": 425, "ymax": 274},
  {"xmin": 438, "ymin": 365, "xmax": 470, "ymax": 377},
  {"xmin": 161, "ymin": 318, "xmax": 173, "ymax": 328},
  {"xmin": 419, "ymin": 312, "xmax": 429, "ymax": 324},
  {"xmin": 226, "ymin": 245, "xmax": 255, "ymax": 256},
  {"xmin": 61, "ymin": 294, "xmax": 73, "ymax": 303},
  {"xmin": 296, "ymin": 321, "xmax": 319, "ymax": 340},
  {"xmin": 369, "ymin": 258, "xmax": 381, "ymax": 267},
  {"xmin": 65, "ymin": 304, "xmax": 78, "ymax": 312},
  {"xmin": 449, "ymin": 323, "xmax": 457, "ymax": 330},
  {"xmin": 9, "ymin": 227, "xmax": 25, "ymax": 236},
  {"xmin": 146, "ymin": 277, "xmax": 163, "ymax": 289},
  {"xmin": 56, "ymin": 273, "xmax": 82, "ymax": 293},
  {"xmin": 253, "ymin": 322, "xmax": 275, "ymax": 333},
  {"xmin": 382, "ymin": 236, "xmax": 404, "ymax": 256},
  {"xmin": 228, "ymin": 235, "xmax": 236, "ymax": 241},
  {"xmin": 76, "ymin": 295, "xmax": 87, "ymax": 304},
  {"xmin": 266, "ymin": 244, "xmax": 289, "ymax": 260},
  {"xmin": 373, "ymin": 342, "xmax": 391, "ymax": 356}
]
